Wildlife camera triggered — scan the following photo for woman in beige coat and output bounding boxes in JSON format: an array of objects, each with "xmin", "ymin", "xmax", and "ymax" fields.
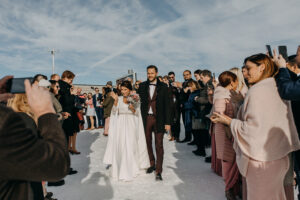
[{"xmin": 211, "ymin": 53, "xmax": 300, "ymax": 200}]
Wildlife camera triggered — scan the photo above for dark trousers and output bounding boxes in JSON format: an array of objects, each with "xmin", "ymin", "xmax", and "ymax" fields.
[
  {"xmin": 194, "ymin": 129, "xmax": 209, "ymax": 152},
  {"xmin": 171, "ymin": 118, "xmax": 180, "ymax": 139},
  {"xmin": 182, "ymin": 109, "xmax": 192, "ymax": 140},
  {"xmin": 86, "ymin": 116, "xmax": 96, "ymax": 128},
  {"xmin": 145, "ymin": 115, "xmax": 164, "ymax": 173},
  {"xmin": 95, "ymin": 107, "xmax": 104, "ymax": 126}
]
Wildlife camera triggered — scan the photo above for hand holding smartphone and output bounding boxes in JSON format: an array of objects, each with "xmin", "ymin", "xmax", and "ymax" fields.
[
  {"xmin": 278, "ymin": 46, "xmax": 288, "ymax": 61},
  {"xmin": 6, "ymin": 77, "xmax": 33, "ymax": 94},
  {"xmin": 266, "ymin": 45, "xmax": 273, "ymax": 58}
]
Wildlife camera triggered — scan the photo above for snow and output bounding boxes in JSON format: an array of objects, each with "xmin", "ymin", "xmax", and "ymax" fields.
[{"xmin": 49, "ymin": 129, "xmax": 228, "ymax": 200}]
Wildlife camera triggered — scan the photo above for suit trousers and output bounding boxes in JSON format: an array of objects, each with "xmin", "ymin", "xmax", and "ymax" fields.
[
  {"xmin": 145, "ymin": 115, "xmax": 164, "ymax": 173},
  {"xmin": 95, "ymin": 107, "xmax": 104, "ymax": 126}
]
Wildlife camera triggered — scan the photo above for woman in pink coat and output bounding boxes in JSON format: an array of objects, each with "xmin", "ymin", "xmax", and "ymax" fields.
[
  {"xmin": 213, "ymin": 71, "xmax": 240, "ymax": 200},
  {"xmin": 211, "ymin": 53, "xmax": 300, "ymax": 200}
]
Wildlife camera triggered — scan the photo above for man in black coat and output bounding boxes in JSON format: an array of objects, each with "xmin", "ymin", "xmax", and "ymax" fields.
[
  {"xmin": 137, "ymin": 65, "xmax": 171, "ymax": 181},
  {"xmin": 178, "ymin": 70, "xmax": 193, "ymax": 143},
  {"xmin": 168, "ymin": 71, "xmax": 181, "ymax": 141},
  {"xmin": 275, "ymin": 52, "xmax": 300, "ymax": 200},
  {"xmin": 0, "ymin": 77, "xmax": 70, "ymax": 200},
  {"xmin": 93, "ymin": 87, "xmax": 104, "ymax": 128}
]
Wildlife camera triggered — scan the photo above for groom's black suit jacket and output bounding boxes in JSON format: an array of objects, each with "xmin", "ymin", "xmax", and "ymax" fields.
[{"xmin": 137, "ymin": 79, "xmax": 171, "ymax": 133}]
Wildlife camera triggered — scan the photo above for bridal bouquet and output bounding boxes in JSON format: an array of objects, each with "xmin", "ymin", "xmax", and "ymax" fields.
[{"xmin": 127, "ymin": 93, "xmax": 140, "ymax": 108}]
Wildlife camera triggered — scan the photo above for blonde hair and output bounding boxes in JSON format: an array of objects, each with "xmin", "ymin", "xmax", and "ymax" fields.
[
  {"xmin": 7, "ymin": 94, "xmax": 34, "ymax": 118},
  {"xmin": 230, "ymin": 67, "xmax": 247, "ymax": 92}
]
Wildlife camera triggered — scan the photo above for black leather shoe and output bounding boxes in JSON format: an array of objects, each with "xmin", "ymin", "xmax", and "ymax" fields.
[
  {"xmin": 68, "ymin": 169, "xmax": 78, "ymax": 175},
  {"xmin": 155, "ymin": 173, "xmax": 163, "ymax": 181},
  {"xmin": 45, "ymin": 192, "xmax": 53, "ymax": 198},
  {"xmin": 47, "ymin": 180, "xmax": 65, "ymax": 187},
  {"xmin": 205, "ymin": 156, "xmax": 211, "ymax": 163},
  {"xmin": 146, "ymin": 166, "xmax": 156, "ymax": 174},
  {"xmin": 193, "ymin": 150, "xmax": 206, "ymax": 157}
]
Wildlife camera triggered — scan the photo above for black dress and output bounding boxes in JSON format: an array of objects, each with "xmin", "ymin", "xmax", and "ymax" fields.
[{"xmin": 58, "ymin": 80, "xmax": 79, "ymax": 137}]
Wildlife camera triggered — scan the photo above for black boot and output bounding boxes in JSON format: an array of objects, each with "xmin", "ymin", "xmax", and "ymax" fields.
[
  {"xmin": 187, "ymin": 131, "xmax": 196, "ymax": 145},
  {"xmin": 47, "ymin": 180, "xmax": 65, "ymax": 187}
]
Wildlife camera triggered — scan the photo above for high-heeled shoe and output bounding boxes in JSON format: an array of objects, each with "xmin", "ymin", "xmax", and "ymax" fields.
[{"xmin": 72, "ymin": 150, "xmax": 81, "ymax": 155}]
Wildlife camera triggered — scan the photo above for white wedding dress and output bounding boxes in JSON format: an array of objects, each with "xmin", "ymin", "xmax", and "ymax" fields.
[{"xmin": 103, "ymin": 96, "xmax": 150, "ymax": 181}]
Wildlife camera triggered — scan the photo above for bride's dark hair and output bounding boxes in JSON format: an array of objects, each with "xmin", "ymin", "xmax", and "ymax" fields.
[{"xmin": 120, "ymin": 80, "xmax": 132, "ymax": 91}]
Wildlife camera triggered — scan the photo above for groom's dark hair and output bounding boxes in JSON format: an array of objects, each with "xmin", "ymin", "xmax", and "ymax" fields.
[
  {"xmin": 147, "ymin": 65, "xmax": 158, "ymax": 72},
  {"xmin": 121, "ymin": 80, "xmax": 133, "ymax": 90}
]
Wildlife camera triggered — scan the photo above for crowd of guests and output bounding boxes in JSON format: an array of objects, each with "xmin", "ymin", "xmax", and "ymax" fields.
[
  {"xmin": 159, "ymin": 48, "xmax": 300, "ymax": 200},
  {"xmin": 1, "ymin": 46, "xmax": 300, "ymax": 199}
]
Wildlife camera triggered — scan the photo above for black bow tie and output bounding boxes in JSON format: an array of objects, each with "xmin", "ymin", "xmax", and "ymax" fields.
[{"xmin": 149, "ymin": 84, "xmax": 156, "ymax": 86}]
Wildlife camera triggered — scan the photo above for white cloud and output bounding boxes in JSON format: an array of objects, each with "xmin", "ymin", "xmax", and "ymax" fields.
[{"xmin": 0, "ymin": 0, "xmax": 300, "ymax": 83}]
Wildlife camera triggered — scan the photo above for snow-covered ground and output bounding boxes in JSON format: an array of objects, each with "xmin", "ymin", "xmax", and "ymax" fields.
[{"xmin": 49, "ymin": 128, "xmax": 228, "ymax": 200}]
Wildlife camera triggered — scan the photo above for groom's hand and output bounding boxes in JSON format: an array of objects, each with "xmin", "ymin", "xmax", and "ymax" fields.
[{"xmin": 165, "ymin": 125, "xmax": 171, "ymax": 132}]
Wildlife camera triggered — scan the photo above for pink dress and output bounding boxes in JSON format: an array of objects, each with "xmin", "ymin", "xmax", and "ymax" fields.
[
  {"xmin": 214, "ymin": 98, "xmax": 240, "ymax": 194},
  {"xmin": 210, "ymin": 124, "xmax": 222, "ymax": 177}
]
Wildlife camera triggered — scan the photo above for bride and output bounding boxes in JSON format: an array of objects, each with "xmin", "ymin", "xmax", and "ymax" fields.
[{"xmin": 103, "ymin": 80, "xmax": 150, "ymax": 181}]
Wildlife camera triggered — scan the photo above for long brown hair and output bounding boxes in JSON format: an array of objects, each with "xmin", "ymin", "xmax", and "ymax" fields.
[{"xmin": 244, "ymin": 53, "xmax": 278, "ymax": 81}]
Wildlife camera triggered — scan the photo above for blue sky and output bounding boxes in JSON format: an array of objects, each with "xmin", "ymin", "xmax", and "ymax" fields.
[{"xmin": 1, "ymin": 0, "xmax": 300, "ymax": 84}]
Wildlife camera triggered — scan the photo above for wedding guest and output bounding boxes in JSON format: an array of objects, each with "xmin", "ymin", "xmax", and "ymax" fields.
[
  {"xmin": 209, "ymin": 85, "xmax": 223, "ymax": 175},
  {"xmin": 74, "ymin": 88, "xmax": 85, "ymax": 130},
  {"xmin": 49, "ymin": 80, "xmax": 67, "ymax": 122},
  {"xmin": 274, "ymin": 51, "xmax": 300, "ymax": 200},
  {"xmin": 86, "ymin": 92, "xmax": 96, "ymax": 130},
  {"xmin": 194, "ymin": 69, "xmax": 203, "ymax": 85},
  {"xmin": 241, "ymin": 66, "xmax": 249, "ymax": 87},
  {"xmin": 58, "ymin": 70, "xmax": 78, "ymax": 174},
  {"xmin": 68, "ymin": 86, "xmax": 81, "ymax": 155},
  {"xmin": 7, "ymin": 93, "xmax": 59, "ymax": 200},
  {"xmin": 102, "ymin": 87, "xmax": 115, "ymax": 136},
  {"xmin": 106, "ymin": 81, "xmax": 113, "ymax": 89},
  {"xmin": 183, "ymin": 80, "xmax": 203, "ymax": 153},
  {"xmin": 211, "ymin": 53, "xmax": 300, "ymax": 200},
  {"xmin": 179, "ymin": 70, "xmax": 193, "ymax": 143},
  {"xmin": 213, "ymin": 71, "xmax": 240, "ymax": 200},
  {"xmin": 230, "ymin": 67, "xmax": 248, "ymax": 97},
  {"xmin": 32, "ymin": 74, "xmax": 47, "ymax": 85},
  {"xmin": 162, "ymin": 75, "xmax": 175, "ymax": 140},
  {"xmin": 0, "ymin": 77, "xmax": 70, "ymax": 200},
  {"xmin": 193, "ymin": 70, "xmax": 213, "ymax": 156},
  {"xmin": 93, "ymin": 87, "xmax": 104, "ymax": 128},
  {"xmin": 168, "ymin": 72, "xmax": 181, "ymax": 142},
  {"xmin": 50, "ymin": 74, "xmax": 60, "ymax": 82}
]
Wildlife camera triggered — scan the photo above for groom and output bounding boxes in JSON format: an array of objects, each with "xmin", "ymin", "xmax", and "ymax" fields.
[{"xmin": 138, "ymin": 65, "xmax": 171, "ymax": 181}]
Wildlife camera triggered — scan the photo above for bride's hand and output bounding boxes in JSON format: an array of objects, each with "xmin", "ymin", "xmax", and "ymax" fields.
[{"xmin": 128, "ymin": 104, "xmax": 135, "ymax": 113}]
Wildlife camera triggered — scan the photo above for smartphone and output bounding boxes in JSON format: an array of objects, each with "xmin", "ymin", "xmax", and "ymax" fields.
[
  {"xmin": 213, "ymin": 73, "xmax": 215, "ymax": 79},
  {"xmin": 278, "ymin": 46, "xmax": 288, "ymax": 61},
  {"xmin": 266, "ymin": 45, "xmax": 273, "ymax": 58},
  {"xmin": 6, "ymin": 77, "xmax": 33, "ymax": 94}
]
